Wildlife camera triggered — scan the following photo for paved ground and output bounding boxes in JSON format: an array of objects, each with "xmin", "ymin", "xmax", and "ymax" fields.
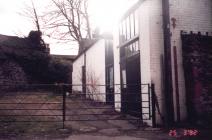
[
  {"xmin": 65, "ymin": 135, "xmax": 147, "ymax": 140},
  {"xmin": 0, "ymin": 91, "xmax": 211, "ymax": 140},
  {"xmin": 1, "ymin": 128, "xmax": 211, "ymax": 140}
]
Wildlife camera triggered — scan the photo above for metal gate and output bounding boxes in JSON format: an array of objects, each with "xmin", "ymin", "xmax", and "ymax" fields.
[{"xmin": 0, "ymin": 83, "xmax": 154, "ymax": 134}]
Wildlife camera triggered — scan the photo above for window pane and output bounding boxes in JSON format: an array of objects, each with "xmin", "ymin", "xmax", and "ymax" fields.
[
  {"xmin": 135, "ymin": 40, "xmax": 139, "ymax": 51},
  {"xmin": 126, "ymin": 17, "xmax": 130, "ymax": 40},
  {"xmin": 128, "ymin": 16, "xmax": 131, "ymax": 39},
  {"xmin": 134, "ymin": 42, "xmax": 137, "ymax": 52},
  {"xmin": 109, "ymin": 67, "xmax": 114, "ymax": 88},
  {"xmin": 119, "ymin": 24, "xmax": 123, "ymax": 44},
  {"xmin": 130, "ymin": 13, "xmax": 135, "ymax": 37},
  {"xmin": 132, "ymin": 43, "xmax": 135, "ymax": 52},
  {"xmin": 123, "ymin": 20, "xmax": 127, "ymax": 41},
  {"xmin": 106, "ymin": 69, "xmax": 109, "ymax": 85},
  {"xmin": 122, "ymin": 69, "xmax": 127, "ymax": 88},
  {"xmin": 125, "ymin": 46, "xmax": 129, "ymax": 57},
  {"xmin": 135, "ymin": 10, "xmax": 139, "ymax": 35},
  {"xmin": 106, "ymin": 41, "xmax": 109, "ymax": 55},
  {"xmin": 130, "ymin": 44, "xmax": 133, "ymax": 53},
  {"xmin": 120, "ymin": 47, "xmax": 125, "ymax": 58}
]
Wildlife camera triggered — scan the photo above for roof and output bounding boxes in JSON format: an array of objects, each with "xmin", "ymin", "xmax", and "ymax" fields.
[
  {"xmin": 0, "ymin": 34, "xmax": 30, "ymax": 48},
  {"xmin": 73, "ymin": 39, "xmax": 98, "ymax": 61},
  {"xmin": 0, "ymin": 33, "xmax": 50, "ymax": 54},
  {"xmin": 73, "ymin": 34, "xmax": 113, "ymax": 62},
  {"xmin": 50, "ymin": 54, "xmax": 77, "ymax": 61},
  {"xmin": 120, "ymin": 0, "xmax": 143, "ymax": 22}
]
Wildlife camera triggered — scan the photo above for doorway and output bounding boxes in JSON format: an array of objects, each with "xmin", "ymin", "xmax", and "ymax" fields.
[
  {"xmin": 120, "ymin": 52, "xmax": 141, "ymax": 117},
  {"xmin": 82, "ymin": 66, "xmax": 86, "ymax": 94},
  {"xmin": 106, "ymin": 66, "xmax": 114, "ymax": 105},
  {"xmin": 105, "ymin": 39, "xmax": 114, "ymax": 105}
]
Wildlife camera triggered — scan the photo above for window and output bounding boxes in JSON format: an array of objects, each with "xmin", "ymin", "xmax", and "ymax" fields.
[
  {"xmin": 119, "ymin": 9, "xmax": 139, "ymax": 45},
  {"xmin": 106, "ymin": 66, "xmax": 114, "ymax": 88},
  {"xmin": 132, "ymin": 43, "xmax": 135, "ymax": 52},
  {"xmin": 109, "ymin": 67, "xmax": 114, "ymax": 88},
  {"xmin": 120, "ymin": 40, "xmax": 139, "ymax": 58},
  {"xmin": 135, "ymin": 40, "xmax": 139, "ymax": 51},
  {"xmin": 119, "ymin": 24, "xmax": 123, "ymax": 43},
  {"xmin": 105, "ymin": 40, "xmax": 114, "ymax": 65},
  {"xmin": 130, "ymin": 13, "xmax": 135, "ymax": 37},
  {"xmin": 126, "ymin": 16, "xmax": 130, "ymax": 40},
  {"xmin": 134, "ymin": 9, "xmax": 139, "ymax": 36},
  {"xmin": 122, "ymin": 69, "xmax": 127, "ymax": 88}
]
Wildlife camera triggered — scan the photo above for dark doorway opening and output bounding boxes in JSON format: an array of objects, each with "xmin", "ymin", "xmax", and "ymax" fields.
[
  {"xmin": 82, "ymin": 66, "xmax": 86, "ymax": 94},
  {"xmin": 106, "ymin": 66, "xmax": 114, "ymax": 105},
  {"xmin": 120, "ymin": 51, "xmax": 141, "ymax": 117},
  {"xmin": 105, "ymin": 40, "xmax": 114, "ymax": 105}
]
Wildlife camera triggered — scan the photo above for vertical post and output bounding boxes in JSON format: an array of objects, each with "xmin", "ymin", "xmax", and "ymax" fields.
[
  {"xmin": 173, "ymin": 46, "xmax": 180, "ymax": 122},
  {"xmin": 162, "ymin": 0, "xmax": 174, "ymax": 126},
  {"xmin": 138, "ymin": 84, "xmax": 143, "ymax": 128},
  {"xmin": 148, "ymin": 84, "xmax": 151, "ymax": 120},
  {"xmin": 62, "ymin": 84, "xmax": 66, "ymax": 129},
  {"xmin": 151, "ymin": 84, "xmax": 156, "ymax": 127}
]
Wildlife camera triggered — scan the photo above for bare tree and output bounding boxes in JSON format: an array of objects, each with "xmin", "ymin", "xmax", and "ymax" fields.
[
  {"xmin": 43, "ymin": 0, "xmax": 92, "ymax": 54},
  {"xmin": 18, "ymin": 0, "xmax": 48, "ymax": 50},
  {"xmin": 19, "ymin": 0, "xmax": 92, "ymax": 54},
  {"xmin": 19, "ymin": 0, "xmax": 42, "ymax": 32},
  {"xmin": 18, "ymin": 0, "xmax": 50, "ymax": 49},
  {"xmin": 31, "ymin": 0, "xmax": 41, "ymax": 32}
]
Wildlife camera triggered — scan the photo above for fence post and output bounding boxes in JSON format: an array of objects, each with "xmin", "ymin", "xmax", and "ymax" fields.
[
  {"xmin": 139, "ymin": 85, "xmax": 143, "ymax": 128},
  {"xmin": 148, "ymin": 84, "xmax": 151, "ymax": 120},
  {"xmin": 62, "ymin": 84, "xmax": 66, "ymax": 129},
  {"xmin": 151, "ymin": 84, "xmax": 156, "ymax": 127}
]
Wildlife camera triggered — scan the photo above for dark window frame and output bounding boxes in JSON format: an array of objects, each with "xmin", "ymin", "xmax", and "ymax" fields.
[
  {"xmin": 119, "ymin": 8, "xmax": 139, "ymax": 45},
  {"xmin": 119, "ymin": 36, "xmax": 139, "ymax": 59}
]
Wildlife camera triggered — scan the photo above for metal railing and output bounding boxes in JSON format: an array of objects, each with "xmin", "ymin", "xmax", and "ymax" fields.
[{"xmin": 0, "ymin": 83, "xmax": 154, "ymax": 130}]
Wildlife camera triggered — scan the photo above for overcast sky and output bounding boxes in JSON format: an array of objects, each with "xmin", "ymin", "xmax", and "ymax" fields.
[{"xmin": 0, "ymin": 0, "xmax": 137, "ymax": 55}]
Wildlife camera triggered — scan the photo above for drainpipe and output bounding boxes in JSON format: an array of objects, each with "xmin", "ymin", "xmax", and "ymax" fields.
[
  {"xmin": 84, "ymin": 52, "xmax": 86, "ymax": 94},
  {"xmin": 162, "ymin": 0, "xmax": 174, "ymax": 126}
]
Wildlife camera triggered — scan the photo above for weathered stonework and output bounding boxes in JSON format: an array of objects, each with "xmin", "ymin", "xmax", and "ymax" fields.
[{"xmin": 0, "ymin": 61, "xmax": 28, "ymax": 90}]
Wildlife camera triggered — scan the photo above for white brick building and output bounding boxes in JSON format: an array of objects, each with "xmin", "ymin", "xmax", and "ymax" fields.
[
  {"xmin": 72, "ymin": 36, "xmax": 114, "ymax": 103},
  {"xmin": 113, "ymin": 0, "xmax": 212, "ymax": 126},
  {"xmin": 71, "ymin": 0, "xmax": 212, "ymax": 127}
]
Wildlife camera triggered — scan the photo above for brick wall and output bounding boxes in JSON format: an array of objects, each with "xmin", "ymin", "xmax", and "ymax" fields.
[
  {"xmin": 139, "ymin": 0, "xmax": 164, "ymax": 126},
  {"xmin": 169, "ymin": 0, "xmax": 212, "ymax": 121},
  {"xmin": 113, "ymin": 0, "xmax": 166, "ymax": 125},
  {"xmin": 113, "ymin": 0, "xmax": 212, "ymax": 125}
]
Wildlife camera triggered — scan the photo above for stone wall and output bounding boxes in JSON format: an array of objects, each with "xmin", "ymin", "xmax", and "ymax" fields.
[{"xmin": 0, "ymin": 60, "xmax": 28, "ymax": 91}]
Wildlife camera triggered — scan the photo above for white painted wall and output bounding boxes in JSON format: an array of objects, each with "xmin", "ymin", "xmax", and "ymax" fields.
[
  {"xmin": 139, "ymin": 0, "xmax": 165, "ymax": 125},
  {"xmin": 113, "ymin": 0, "xmax": 212, "ymax": 126},
  {"xmin": 169, "ymin": 0, "xmax": 212, "ymax": 121},
  {"xmin": 86, "ymin": 39, "xmax": 106, "ymax": 102},
  {"xmin": 113, "ymin": 24, "xmax": 121, "ymax": 111},
  {"xmin": 138, "ymin": 0, "xmax": 212, "ymax": 125},
  {"xmin": 72, "ymin": 54, "xmax": 84, "ymax": 92},
  {"xmin": 113, "ymin": 0, "xmax": 165, "ymax": 125},
  {"xmin": 72, "ymin": 39, "xmax": 107, "ymax": 102}
]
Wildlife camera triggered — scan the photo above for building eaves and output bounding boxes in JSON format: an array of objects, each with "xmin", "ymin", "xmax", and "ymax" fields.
[
  {"xmin": 73, "ymin": 39, "xmax": 99, "ymax": 62},
  {"xmin": 73, "ymin": 33, "xmax": 113, "ymax": 62},
  {"xmin": 51, "ymin": 54, "xmax": 77, "ymax": 61},
  {"xmin": 120, "ymin": 0, "xmax": 143, "ymax": 22}
]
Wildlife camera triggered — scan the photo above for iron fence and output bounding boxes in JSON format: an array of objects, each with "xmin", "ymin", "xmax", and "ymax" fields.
[{"xmin": 0, "ymin": 83, "xmax": 154, "ymax": 130}]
